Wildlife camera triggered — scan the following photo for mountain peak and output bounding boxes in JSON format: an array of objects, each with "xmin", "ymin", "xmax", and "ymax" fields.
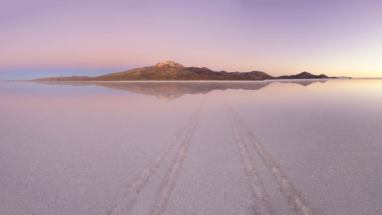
[{"xmin": 155, "ymin": 61, "xmax": 184, "ymax": 69}]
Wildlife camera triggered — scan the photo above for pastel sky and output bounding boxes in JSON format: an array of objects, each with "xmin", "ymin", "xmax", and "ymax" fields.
[{"xmin": 1, "ymin": 0, "xmax": 382, "ymax": 80}]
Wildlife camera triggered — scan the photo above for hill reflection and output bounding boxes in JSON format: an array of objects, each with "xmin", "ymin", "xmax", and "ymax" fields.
[{"xmin": 34, "ymin": 80, "xmax": 327, "ymax": 100}]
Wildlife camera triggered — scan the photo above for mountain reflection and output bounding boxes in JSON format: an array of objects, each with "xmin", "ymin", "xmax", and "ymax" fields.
[
  {"xmin": 34, "ymin": 80, "xmax": 327, "ymax": 100},
  {"xmin": 276, "ymin": 80, "xmax": 327, "ymax": 87}
]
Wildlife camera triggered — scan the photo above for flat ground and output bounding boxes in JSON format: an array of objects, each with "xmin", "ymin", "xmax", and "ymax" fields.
[{"xmin": 1, "ymin": 80, "xmax": 382, "ymax": 215}]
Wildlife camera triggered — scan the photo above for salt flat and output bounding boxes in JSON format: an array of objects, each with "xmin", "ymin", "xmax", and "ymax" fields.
[{"xmin": 1, "ymin": 79, "xmax": 382, "ymax": 214}]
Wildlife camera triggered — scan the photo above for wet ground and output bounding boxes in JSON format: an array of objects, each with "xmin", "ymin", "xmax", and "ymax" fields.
[{"xmin": 1, "ymin": 79, "xmax": 382, "ymax": 215}]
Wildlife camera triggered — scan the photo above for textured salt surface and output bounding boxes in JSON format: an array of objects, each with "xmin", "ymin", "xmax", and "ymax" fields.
[{"xmin": 1, "ymin": 79, "xmax": 382, "ymax": 215}]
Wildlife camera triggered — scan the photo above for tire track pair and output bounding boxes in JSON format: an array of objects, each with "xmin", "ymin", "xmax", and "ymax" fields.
[
  {"xmin": 108, "ymin": 98, "xmax": 205, "ymax": 215},
  {"xmin": 225, "ymin": 101, "xmax": 315, "ymax": 215},
  {"xmin": 150, "ymin": 98, "xmax": 206, "ymax": 215},
  {"xmin": 226, "ymin": 101, "xmax": 273, "ymax": 215}
]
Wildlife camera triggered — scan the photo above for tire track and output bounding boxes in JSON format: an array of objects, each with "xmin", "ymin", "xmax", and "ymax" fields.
[
  {"xmin": 226, "ymin": 102, "xmax": 273, "ymax": 215},
  {"xmin": 226, "ymin": 102, "xmax": 315, "ymax": 215},
  {"xmin": 150, "ymin": 98, "xmax": 206, "ymax": 215},
  {"xmin": 108, "ymin": 100, "xmax": 204, "ymax": 215}
]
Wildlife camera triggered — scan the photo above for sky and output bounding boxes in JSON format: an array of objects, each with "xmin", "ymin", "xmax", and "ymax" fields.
[{"xmin": 1, "ymin": 0, "xmax": 382, "ymax": 80}]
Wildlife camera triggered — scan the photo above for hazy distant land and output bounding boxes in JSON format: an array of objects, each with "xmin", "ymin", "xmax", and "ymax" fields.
[{"xmin": 26, "ymin": 61, "xmax": 340, "ymax": 82}]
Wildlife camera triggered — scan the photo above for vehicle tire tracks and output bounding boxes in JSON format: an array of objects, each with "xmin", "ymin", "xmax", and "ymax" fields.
[
  {"xmin": 226, "ymin": 101, "xmax": 315, "ymax": 215},
  {"xmin": 225, "ymin": 101, "xmax": 273, "ymax": 215},
  {"xmin": 108, "ymin": 98, "xmax": 205, "ymax": 215},
  {"xmin": 150, "ymin": 98, "xmax": 206, "ymax": 215}
]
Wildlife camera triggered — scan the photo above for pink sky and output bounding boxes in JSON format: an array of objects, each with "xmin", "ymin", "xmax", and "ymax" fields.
[{"xmin": 1, "ymin": 0, "xmax": 382, "ymax": 79}]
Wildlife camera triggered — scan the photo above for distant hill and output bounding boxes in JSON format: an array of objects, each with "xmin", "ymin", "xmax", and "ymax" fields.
[
  {"xmin": 33, "ymin": 76, "xmax": 91, "ymax": 81},
  {"xmin": 29, "ymin": 61, "xmax": 332, "ymax": 81},
  {"xmin": 277, "ymin": 72, "xmax": 329, "ymax": 79}
]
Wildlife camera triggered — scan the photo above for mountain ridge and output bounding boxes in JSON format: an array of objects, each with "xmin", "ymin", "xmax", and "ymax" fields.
[{"xmin": 29, "ymin": 61, "xmax": 334, "ymax": 81}]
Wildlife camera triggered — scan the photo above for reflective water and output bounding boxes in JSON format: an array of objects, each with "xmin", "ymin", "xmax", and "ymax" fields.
[{"xmin": 1, "ymin": 79, "xmax": 382, "ymax": 215}]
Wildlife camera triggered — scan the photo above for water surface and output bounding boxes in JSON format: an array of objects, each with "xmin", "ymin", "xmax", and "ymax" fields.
[{"xmin": 1, "ymin": 79, "xmax": 382, "ymax": 215}]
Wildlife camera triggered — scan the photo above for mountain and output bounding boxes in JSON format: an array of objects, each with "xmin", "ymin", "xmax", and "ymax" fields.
[
  {"xmin": 89, "ymin": 61, "xmax": 275, "ymax": 81},
  {"xmin": 33, "ymin": 76, "xmax": 91, "ymax": 81},
  {"xmin": 277, "ymin": 71, "xmax": 329, "ymax": 79},
  {"xmin": 29, "ymin": 61, "xmax": 332, "ymax": 81}
]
